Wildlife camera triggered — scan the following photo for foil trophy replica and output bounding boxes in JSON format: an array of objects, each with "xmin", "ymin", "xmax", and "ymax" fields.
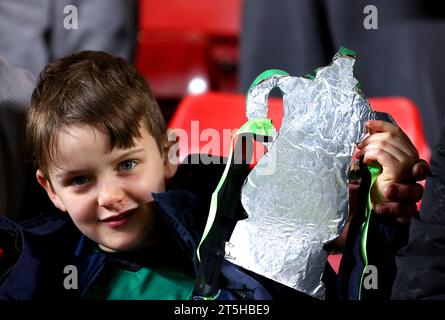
[{"xmin": 194, "ymin": 48, "xmax": 390, "ymax": 300}]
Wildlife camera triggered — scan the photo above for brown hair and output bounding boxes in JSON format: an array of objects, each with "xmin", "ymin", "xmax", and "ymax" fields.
[{"xmin": 27, "ymin": 51, "xmax": 166, "ymax": 177}]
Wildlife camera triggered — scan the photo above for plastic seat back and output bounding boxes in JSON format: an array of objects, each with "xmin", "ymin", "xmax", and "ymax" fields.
[{"xmin": 136, "ymin": 0, "xmax": 242, "ymax": 99}]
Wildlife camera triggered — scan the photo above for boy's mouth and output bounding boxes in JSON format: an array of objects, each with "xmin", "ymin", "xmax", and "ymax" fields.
[{"xmin": 100, "ymin": 208, "xmax": 137, "ymax": 228}]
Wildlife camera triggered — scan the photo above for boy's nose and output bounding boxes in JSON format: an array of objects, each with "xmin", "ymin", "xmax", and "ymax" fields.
[{"xmin": 97, "ymin": 185, "xmax": 125, "ymax": 211}]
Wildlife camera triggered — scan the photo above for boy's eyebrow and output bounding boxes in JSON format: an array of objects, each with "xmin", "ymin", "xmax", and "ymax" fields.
[
  {"xmin": 54, "ymin": 148, "xmax": 146, "ymax": 179},
  {"xmin": 113, "ymin": 148, "xmax": 146, "ymax": 162},
  {"xmin": 55, "ymin": 169, "xmax": 85, "ymax": 180}
]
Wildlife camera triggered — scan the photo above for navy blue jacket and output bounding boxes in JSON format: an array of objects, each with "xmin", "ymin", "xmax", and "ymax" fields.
[
  {"xmin": 0, "ymin": 189, "xmax": 319, "ymax": 300},
  {"xmin": 0, "ymin": 156, "xmax": 407, "ymax": 300}
]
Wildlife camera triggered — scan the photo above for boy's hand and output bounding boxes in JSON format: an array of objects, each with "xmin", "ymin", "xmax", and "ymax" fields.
[
  {"xmin": 355, "ymin": 120, "xmax": 423, "ymax": 223},
  {"xmin": 372, "ymin": 159, "xmax": 429, "ymax": 222},
  {"xmin": 333, "ymin": 158, "xmax": 429, "ymax": 250}
]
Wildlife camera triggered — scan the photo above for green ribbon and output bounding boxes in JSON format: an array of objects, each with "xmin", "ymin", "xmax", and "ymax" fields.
[
  {"xmin": 358, "ymin": 164, "xmax": 382, "ymax": 300},
  {"xmin": 196, "ymin": 118, "xmax": 276, "ymax": 262}
]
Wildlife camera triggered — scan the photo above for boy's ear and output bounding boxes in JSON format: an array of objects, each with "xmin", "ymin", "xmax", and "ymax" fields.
[
  {"xmin": 36, "ymin": 169, "xmax": 67, "ymax": 212},
  {"xmin": 163, "ymin": 129, "xmax": 179, "ymax": 179}
]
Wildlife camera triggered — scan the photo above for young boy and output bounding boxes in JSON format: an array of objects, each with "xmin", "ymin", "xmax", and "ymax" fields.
[{"xmin": 0, "ymin": 51, "xmax": 424, "ymax": 300}]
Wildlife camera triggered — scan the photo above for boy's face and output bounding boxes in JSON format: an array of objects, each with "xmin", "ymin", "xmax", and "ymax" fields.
[{"xmin": 36, "ymin": 124, "xmax": 176, "ymax": 252}]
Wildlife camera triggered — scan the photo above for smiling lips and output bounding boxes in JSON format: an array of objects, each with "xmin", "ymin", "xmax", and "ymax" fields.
[{"xmin": 100, "ymin": 208, "xmax": 137, "ymax": 228}]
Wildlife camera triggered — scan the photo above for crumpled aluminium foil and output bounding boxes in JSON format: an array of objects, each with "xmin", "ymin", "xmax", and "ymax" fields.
[{"xmin": 224, "ymin": 52, "xmax": 377, "ymax": 299}]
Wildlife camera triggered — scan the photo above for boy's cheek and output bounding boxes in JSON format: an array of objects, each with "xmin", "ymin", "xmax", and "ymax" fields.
[
  {"xmin": 67, "ymin": 206, "xmax": 94, "ymax": 224},
  {"xmin": 126, "ymin": 176, "xmax": 165, "ymax": 204},
  {"xmin": 62, "ymin": 195, "xmax": 97, "ymax": 223}
]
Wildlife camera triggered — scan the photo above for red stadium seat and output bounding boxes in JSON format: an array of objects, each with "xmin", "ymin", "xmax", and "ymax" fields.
[
  {"xmin": 138, "ymin": 0, "xmax": 241, "ymax": 36},
  {"xmin": 136, "ymin": 31, "xmax": 210, "ymax": 99},
  {"xmin": 136, "ymin": 0, "xmax": 242, "ymax": 99},
  {"xmin": 169, "ymin": 92, "xmax": 431, "ymax": 273},
  {"xmin": 169, "ymin": 92, "xmax": 431, "ymax": 162}
]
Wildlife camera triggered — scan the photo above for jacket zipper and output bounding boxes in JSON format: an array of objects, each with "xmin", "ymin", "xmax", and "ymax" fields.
[{"xmin": 0, "ymin": 225, "xmax": 20, "ymax": 283}]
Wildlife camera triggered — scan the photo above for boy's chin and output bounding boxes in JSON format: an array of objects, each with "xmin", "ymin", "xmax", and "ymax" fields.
[
  {"xmin": 97, "ymin": 234, "xmax": 159, "ymax": 253},
  {"xmin": 98, "ymin": 242, "xmax": 141, "ymax": 253},
  {"xmin": 98, "ymin": 243, "xmax": 119, "ymax": 253}
]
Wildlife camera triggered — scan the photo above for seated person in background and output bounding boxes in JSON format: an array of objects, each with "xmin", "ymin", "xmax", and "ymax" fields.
[
  {"xmin": 0, "ymin": 56, "xmax": 35, "ymax": 221},
  {"xmin": 0, "ymin": 51, "xmax": 427, "ymax": 300},
  {"xmin": 392, "ymin": 121, "xmax": 445, "ymax": 299}
]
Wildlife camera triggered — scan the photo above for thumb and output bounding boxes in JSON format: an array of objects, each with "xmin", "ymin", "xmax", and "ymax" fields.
[{"xmin": 412, "ymin": 159, "xmax": 431, "ymax": 182}]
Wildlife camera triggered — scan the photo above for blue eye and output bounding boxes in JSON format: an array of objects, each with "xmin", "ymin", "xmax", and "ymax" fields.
[
  {"xmin": 119, "ymin": 160, "xmax": 137, "ymax": 171},
  {"xmin": 71, "ymin": 176, "xmax": 89, "ymax": 186}
]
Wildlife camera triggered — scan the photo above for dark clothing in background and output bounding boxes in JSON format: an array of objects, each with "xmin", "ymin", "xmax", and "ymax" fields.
[
  {"xmin": 0, "ymin": 57, "xmax": 35, "ymax": 220},
  {"xmin": 0, "ymin": 0, "xmax": 138, "ymax": 219},
  {"xmin": 0, "ymin": 56, "xmax": 57, "ymax": 221},
  {"xmin": 392, "ymin": 123, "xmax": 445, "ymax": 299},
  {"xmin": 240, "ymin": 0, "xmax": 445, "ymax": 147}
]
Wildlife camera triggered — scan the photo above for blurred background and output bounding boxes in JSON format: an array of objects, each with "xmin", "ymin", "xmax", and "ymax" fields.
[
  {"xmin": 1, "ymin": 0, "xmax": 444, "ymax": 146},
  {"xmin": 0, "ymin": 0, "xmax": 444, "ymax": 224}
]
